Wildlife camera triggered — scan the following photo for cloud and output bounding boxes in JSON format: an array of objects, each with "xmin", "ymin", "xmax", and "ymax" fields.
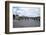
[{"xmin": 13, "ymin": 7, "xmax": 40, "ymax": 17}]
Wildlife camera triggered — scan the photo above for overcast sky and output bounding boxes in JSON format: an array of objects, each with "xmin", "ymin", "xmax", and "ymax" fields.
[{"xmin": 13, "ymin": 7, "xmax": 40, "ymax": 17}]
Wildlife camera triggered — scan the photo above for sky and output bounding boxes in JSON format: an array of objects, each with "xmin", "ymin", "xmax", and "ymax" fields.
[{"xmin": 13, "ymin": 7, "xmax": 40, "ymax": 17}]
